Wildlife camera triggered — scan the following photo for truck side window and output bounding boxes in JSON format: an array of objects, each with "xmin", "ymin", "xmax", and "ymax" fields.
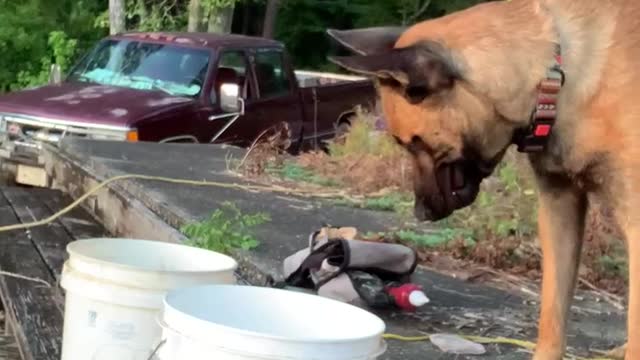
[
  {"xmin": 212, "ymin": 51, "xmax": 252, "ymax": 104},
  {"xmin": 254, "ymin": 50, "xmax": 291, "ymax": 99}
]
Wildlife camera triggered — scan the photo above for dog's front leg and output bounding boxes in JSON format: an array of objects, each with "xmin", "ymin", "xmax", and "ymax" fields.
[
  {"xmin": 624, "ymin": 225, "xmax": 639, "ymax": 359},
  {"xmin": 532, "ymin": 177, "xmax": 587, "ymax": 360}
]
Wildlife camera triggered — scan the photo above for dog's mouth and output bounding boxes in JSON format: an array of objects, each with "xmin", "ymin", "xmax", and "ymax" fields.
[{"xmin": 414, "ymin": 159, "xmax": 495, "ymax": 221}]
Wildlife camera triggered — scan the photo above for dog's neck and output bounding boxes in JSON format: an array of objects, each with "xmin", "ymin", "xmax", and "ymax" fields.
[
  {"xmin": 439, "ymin": 0, "xmax": 560, "ymax": 127},
  {"xmin": 438, "ymin": 0, "xmax": 616, "ymax": 173},
  {"xmin": 525, "ymin": 0, "xmax": 618, "ymax": 175}
]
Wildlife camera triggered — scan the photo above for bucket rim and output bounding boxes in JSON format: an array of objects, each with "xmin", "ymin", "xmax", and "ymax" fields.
[
  {"xmin": 66, "ymin": 238, "xmax": 238, "ymax": 275},
  {"xmin": 157, "ymin": 316, "xmax": 388, "ymax": 359},
  {"xmin": 161, "ymin": 285, "xmax": 387, "ymax": 345}
]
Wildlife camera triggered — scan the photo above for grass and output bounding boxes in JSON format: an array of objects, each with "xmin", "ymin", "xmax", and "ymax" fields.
[
  {"xmin": 181, "ymin": 202, "xmax": 270, "ymax": 255},
  {"xmin": 449, "ymin": 154, "xmax": 539, "ymax": 241},
  {"xmin": 334, "ymin": 192, "xmax": 413, "ymax": 214},
  {"xmin": 394, "ymin": 228, "xmax": 475, "ymax": 248},
  {"xmin": 326, "ymin": 106, "xmax": 402, "ymax": 159},
  {"xmin": 267, "ymin": 161, "xmax": 341, "ymax": 187}
]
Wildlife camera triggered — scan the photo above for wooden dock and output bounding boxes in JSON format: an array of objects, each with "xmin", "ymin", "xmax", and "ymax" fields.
[{"xmin": 0, "ymin": 187, "xmax": 108, "ymax": 360}]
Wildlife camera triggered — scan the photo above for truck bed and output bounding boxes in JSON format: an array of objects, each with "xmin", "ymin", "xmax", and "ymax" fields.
[{"xmin": 294, "ymin": 70, "xmax": 369, "ymax": 88}]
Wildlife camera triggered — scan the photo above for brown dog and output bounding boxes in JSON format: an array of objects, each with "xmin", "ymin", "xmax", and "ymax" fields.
[{"xmin": 327, "ymin": 0, "xmax": 637, "ymax": 359}]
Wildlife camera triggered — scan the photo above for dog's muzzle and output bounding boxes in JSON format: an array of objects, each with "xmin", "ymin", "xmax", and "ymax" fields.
[{"xmin": 414, "ymin": 159, "xmax": 493, "ymax": 221}]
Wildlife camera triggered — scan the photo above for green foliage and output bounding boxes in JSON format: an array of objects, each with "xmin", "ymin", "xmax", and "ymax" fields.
[
  {"xmin": 450, "ymin": 152, "xmax": 538, "ymax": 240},
  {"xmin": 0, "ymin": 0, "xmax": 105, "ymax": 92},
  {"xmin": 335, "ymin": 192, "xmax": 412, "ymax": 214},
  {"xmin": 0, "ymin": 0, "xmax": 490, "ymax": 91},
  {"xmin": 14, "ymin": 31, "xmax": 79, "ymax": 90},
  {"xmin": 181, "ymin": 202, "xmax": 270, "ymax": 254},
  {"xmin": 268, "ymin": 161, "xmax": 340, "ymax": 187},
  {"xmin": 395, "ymin": 228, "xmax": 474, "ymax": 248},
  {"xmin": 203, "ymin": 0, "xmax": 240, "ymax": 12},
  {"xmin": 275, "ymin": 0, "xmax": 492, "ymax": 70},
  {"xmin": 598, "ymin": 255, "xmax": 628, "ymax": 280},
  {"xmin": 95, "ymin": 0, "xmax": 189, "ymax": 33},
  {"xmin": 328, "ymin": 107, "xmax": 402, "ymax": 158}
]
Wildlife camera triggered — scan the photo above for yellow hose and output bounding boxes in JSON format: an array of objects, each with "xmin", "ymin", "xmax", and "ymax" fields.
[
  {"xmin": 382, "ymin": 333, "xmax": 615, "ymax": 360},
  {"xmin": 0, "ymin": 173, "xmax": 339, "ymax": 233}
]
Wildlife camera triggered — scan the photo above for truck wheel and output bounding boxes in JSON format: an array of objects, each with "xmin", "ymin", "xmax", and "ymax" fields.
[{"xmin": 336, "ymin": 121, "xmax": 351, "ymax": 139}]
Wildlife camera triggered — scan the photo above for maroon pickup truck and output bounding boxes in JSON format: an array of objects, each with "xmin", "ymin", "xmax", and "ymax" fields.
[{"xmin": 0, "ymin": 32, "xmax": 377, "ymax": 171}]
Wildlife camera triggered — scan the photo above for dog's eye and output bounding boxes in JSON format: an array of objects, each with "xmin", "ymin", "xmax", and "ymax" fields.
[{"xmin": 405, "ymin": 86, "xmax": 430, "ymax": 104}]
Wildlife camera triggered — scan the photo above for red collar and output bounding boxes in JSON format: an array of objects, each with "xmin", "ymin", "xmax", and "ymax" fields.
[{"xmin": 513, "ymin": 43, "xmax": 565, "ymax": 153}]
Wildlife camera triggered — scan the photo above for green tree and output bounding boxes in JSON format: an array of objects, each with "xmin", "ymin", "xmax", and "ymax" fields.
[
  {"xmin": 0, "ymin": 0, "xmax": 106, "ymax": 91},
  {"xmin": 275, "ymin": 0, "xmax": 492, "ymax": 71}
]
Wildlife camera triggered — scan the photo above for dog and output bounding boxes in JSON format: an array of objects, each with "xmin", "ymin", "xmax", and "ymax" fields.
[{"xmin": 327, "ymin": 0, "xmax": 637, "ymax": 359}]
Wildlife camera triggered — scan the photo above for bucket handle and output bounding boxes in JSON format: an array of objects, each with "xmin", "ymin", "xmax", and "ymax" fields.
[{"xmin": 146, "ymin": 339, "xmax": 167, "ymax": 360}]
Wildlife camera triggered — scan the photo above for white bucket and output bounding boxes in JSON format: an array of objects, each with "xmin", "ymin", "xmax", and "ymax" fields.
[
  {"xmin": 60, "ymin": 238, "xmax": 238, "ymax": 360},
  {"xmin": 155, "ymin": 285, "xmax": 387, "ymax": 360}
]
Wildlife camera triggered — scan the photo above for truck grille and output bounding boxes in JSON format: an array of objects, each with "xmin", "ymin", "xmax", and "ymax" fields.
[{"xmin": 0, "ymin": 113, "xmax": 128, "ymax": 145}]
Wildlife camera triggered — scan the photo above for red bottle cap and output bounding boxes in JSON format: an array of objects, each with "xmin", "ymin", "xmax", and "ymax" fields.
[{"xmin": 386, "ymin": 283, "xmax": 429, "ymax": 311}]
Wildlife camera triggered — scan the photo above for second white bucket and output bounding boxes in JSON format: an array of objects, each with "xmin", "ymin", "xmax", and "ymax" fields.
[
  {"xmin": 156, "ymin": 285, "xmax": 387, "ymax": 360},
  {"xmin": 59, "ymin": 238, "xmax": 238, "ymax": 360}
]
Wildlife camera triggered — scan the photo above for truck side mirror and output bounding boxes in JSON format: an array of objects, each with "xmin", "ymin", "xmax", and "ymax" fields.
[{"xmin": 220, "ymin": 83, "xmax": 242, "ymax": 114}]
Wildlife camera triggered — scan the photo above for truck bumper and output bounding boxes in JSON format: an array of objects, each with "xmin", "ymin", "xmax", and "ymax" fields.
[{"xmin": 0, "ymin": 137, "xmax": 49, "ymax": 187}]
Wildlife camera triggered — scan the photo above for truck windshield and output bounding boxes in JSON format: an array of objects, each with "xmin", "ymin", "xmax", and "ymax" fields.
[{"xmin": 67, "ymin": 39, "xmax": 211, "ymax": 97}]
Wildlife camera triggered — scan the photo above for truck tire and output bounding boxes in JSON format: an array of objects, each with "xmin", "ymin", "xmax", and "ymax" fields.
[
  {"xmin": 336, "ymin": 121, "xmax": 351, "ymax": 139},
  {"xmin": 333, "ymin": 114, "xmax": 354, "ymax": 146}
]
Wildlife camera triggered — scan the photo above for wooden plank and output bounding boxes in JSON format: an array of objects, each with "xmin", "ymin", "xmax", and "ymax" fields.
[
  {"xmin": 37, "ymin": 189, "xmax": 108, "ymax": 241},
  {"xmin": 2, "ymin": 188, "xmax": 73, "ymax": 282},
  {"xmin": 0, "ymin": 195, "xmax": 63, "ymax": 360}
]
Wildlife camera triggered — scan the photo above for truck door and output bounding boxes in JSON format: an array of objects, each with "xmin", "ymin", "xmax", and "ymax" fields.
[
  {"xmin": 248, "ymin": 47, "xmax": 305, "ymax": 147},
  {"xmin": 203, "ymin": 49, "xmax": 260, "ymax": 146}
]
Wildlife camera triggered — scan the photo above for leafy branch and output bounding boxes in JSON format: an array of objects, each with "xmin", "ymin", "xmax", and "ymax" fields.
[{"xmin": 181, "ymin": 202, "xmax": 270, "ymax": 254}]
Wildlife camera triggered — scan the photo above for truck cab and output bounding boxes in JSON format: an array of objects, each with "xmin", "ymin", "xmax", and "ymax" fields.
[{"xmin": 0, "ymin": 32, "xmax": 377, "ymax": 186}]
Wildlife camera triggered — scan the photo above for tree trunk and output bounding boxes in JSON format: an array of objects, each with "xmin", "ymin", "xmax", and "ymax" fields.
[
  {"xmin": 188, "ymin": 0, "xmax": 203, "ymax": 32},
  {"xmin": 109, "ymin": 0, "xmax": 126, "ymax": 35},
  {"xmin": 207, "ymin": 4, "xmax": 235, "ymax": 34},
  {"xmin": 241, "ymin": 1, "xmax": 250, "ymax": 35},
  {"xmin": 262, "ymin": 0, "xmax": 280, "ymax": 38}
]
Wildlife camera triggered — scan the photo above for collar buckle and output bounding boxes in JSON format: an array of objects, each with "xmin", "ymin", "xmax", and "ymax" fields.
[{"xmin": 514, "ymin": 44, "xmax": 564, "ymax": 153}]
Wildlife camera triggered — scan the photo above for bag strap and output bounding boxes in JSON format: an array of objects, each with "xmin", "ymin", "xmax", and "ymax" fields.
[{"xmin": 283, "ymin": 239, "xmax": 350, "ymax": 290}]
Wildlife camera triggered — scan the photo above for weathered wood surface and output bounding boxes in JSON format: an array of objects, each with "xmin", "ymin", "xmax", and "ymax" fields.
[{"xmin": 0, "ymin": 187, "xmax": 107, "ymax": 360}]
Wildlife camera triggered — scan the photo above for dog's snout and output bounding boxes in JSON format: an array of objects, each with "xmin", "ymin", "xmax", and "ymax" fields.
[{"xmin": 412, "ymin": 158, "xmax": 489, "ymax": 222}]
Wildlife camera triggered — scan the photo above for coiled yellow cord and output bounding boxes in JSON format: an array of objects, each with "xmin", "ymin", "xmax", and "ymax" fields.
[
  {"xmin": 0, "ymin": 173, "xmax": 343, "ymax": 233},
  {"xmin": 382, "ymin": 333, "xmax": 615, "ymax": 360}
]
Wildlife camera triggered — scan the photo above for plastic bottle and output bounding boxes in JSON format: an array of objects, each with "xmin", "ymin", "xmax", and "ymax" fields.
[{"xmin": 385, "ymin": 283, "xmax": 430, "ymax": 311}]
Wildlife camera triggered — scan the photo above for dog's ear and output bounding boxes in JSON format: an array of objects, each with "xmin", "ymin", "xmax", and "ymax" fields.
[
  {"xmin": 329, "ymin": 44, "xmax": 459, "ymax": 103},
  {"xmin": 327, "ymin": 27, "xmax": 406, "ymax": 55}
]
